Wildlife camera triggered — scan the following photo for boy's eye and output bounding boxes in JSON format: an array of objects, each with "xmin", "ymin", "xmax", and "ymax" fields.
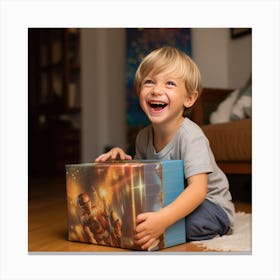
[
  {"xmin": 144, "ymin": 79, "xmax": 153, "ymax": 84},
  {"xmin": 167, "ymin": 81, "xmax": 176, "ymax": 86}
]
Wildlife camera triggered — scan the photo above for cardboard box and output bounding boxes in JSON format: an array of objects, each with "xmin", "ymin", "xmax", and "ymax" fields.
[{"xmin": 65, "ymin": 160, "xmax": 186, "ymax": 251}]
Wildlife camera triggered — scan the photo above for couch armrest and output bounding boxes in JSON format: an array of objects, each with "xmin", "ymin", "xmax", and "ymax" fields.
[{"xmin": 201, "ymin": 118, "xmax": 252, "ymax": 162}]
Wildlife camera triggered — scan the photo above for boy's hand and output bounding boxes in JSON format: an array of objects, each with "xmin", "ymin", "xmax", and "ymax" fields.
[
  {"xmin": 134, "ymin": 211, "xmax": 166, "ymax": 250},
  {"xmin": 95, "ymin": 147, "xmax": 132, "ymax": 162}
]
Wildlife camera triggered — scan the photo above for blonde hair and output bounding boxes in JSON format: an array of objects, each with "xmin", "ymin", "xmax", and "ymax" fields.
[{"xmin": 134, "ymin": 46, "xmax": 202, "ymax": 116}]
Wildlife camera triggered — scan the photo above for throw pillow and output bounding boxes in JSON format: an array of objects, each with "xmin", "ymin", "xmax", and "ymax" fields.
[
  {"xmin": 209, "ymin": 89, "xmax": 240, "ymax": 124},
  {"xmin": 230, "ymin": 79, "xmax": 252, "ymax": 120}
]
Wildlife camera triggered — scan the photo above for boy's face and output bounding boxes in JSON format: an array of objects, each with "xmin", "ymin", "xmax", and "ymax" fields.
[{"xmin": 139, "ymin": 70, "xmax": 196, "ymax": 125}]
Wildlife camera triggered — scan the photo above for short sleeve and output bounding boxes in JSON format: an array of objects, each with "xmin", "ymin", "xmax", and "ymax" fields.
[
  {"xmin": 180, "ymin": 129, "xmax": 214, "ymax": 179},
  {"xmin": 134, "ymin": 127, "xmax": 150, "ymax": 160}
]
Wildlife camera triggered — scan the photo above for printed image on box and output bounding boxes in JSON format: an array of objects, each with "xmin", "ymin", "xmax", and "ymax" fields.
[{"xmin": 65, "ymin": 160, "xmax": 186, "ymax": 251}]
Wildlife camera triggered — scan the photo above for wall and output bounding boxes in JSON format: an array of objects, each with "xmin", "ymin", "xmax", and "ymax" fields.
[
  {"xmin": 228, "ymin": 33, "xmax": 252, "ymax": 88},
  {"xmin": 81, "ymin": 28, "xmax": 252, "ymax": 161},
  {"xmin": 192, "ymin": 28, "xmax": 252, "ymax": 88},
  {"xmin": 192, "ymin": 28, "xmax": 230, "ymax": 88},
  {"xmin": 81, "ymin": 28, "xmax": 126, "ymax": 161}
]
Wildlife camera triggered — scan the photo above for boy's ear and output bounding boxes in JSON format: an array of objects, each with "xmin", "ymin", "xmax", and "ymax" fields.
[{"xmin": 184, "ymin": 91, "xmax": 199, "ymax": 108}]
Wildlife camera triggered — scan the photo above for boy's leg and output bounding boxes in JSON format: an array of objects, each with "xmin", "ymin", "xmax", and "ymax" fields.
[{"xmin": 185, "ymin": 199, "xmax": 230, "ymax": 241}]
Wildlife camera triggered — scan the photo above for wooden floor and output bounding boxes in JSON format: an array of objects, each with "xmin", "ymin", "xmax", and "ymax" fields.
[{"xmin": 28, "ymin": 175, "xmax": 251, "ymax": 253}]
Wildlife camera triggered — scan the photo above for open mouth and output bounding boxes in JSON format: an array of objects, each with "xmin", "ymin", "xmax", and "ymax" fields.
[{"xmin": 148, "ymin": 101, "xmax": 168, "ymax": 111}]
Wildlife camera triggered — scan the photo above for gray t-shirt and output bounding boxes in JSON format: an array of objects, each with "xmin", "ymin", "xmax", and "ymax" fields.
[{"xmin": 134, "ymin": 117, "xmax": 235, "ymax": 228}]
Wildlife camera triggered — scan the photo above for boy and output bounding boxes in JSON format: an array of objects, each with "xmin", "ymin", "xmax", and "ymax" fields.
[{"xmin": 96, "ymin": 46, "xmax": 235, "ymax": 250}]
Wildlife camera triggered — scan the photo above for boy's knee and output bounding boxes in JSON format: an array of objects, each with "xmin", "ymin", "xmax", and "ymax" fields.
[
  {"xmin": 185, "ymin": 199, "xmax": 230, "ymax": 241},
  {"xmin": 185, "ymin": 217, "xmax": 225, "ymax": 241}
]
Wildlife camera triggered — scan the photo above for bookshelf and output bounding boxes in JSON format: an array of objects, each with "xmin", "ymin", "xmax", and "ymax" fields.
[{"xmin": 28, "ymin": 28, "xmax": 81, "ymax": 175}]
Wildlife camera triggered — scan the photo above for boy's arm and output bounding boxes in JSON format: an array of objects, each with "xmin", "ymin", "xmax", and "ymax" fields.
[
  {"xmin": 161, "ymin": 173, "xmax": 208, "ymax": 227},
  {"xmin": 134, "ymin": 173, "xmax": 208, "ymax": 250},
  {"xmin": 95, "ymin": 147, "xmax": 132, "ymax": 162}
]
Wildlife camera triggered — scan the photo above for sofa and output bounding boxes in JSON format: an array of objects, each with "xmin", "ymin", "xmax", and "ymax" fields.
[{"xmin": 190, "ymin": 87, "xmax": 252, "ymax": 175}]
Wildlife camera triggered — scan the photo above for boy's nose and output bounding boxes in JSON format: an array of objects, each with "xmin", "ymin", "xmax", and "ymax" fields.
[{"xmin": 152, "ymin": 84, "xmax": 164, "ymax": 95}]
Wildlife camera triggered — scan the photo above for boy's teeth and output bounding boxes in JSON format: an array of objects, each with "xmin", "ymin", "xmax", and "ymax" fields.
[
  {"xmin": 149, "ymin": 101, "xmax": 167, "ymax": 110},
  {"xmin": 150, "ymin": 102, "xmax": 166, "ymax": 105}
]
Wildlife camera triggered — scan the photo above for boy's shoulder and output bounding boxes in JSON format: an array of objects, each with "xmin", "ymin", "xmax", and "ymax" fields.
[
  {"xmin": 181, "ymin": 118, "xmax": 204, "ymax": 134},
  {"xmin": 138, "ymin": 124, "xmax": 152, "ymax": 135},
  {"xmin": 136, "ymin": 125, "xmax": 152, "ymax": 141},
  {"xmin": 178, "ymin": 118, "xmax": 208, "ymax": 144}
]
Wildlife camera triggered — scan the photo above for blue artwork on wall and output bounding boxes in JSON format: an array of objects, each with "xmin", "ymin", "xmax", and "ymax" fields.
[{"xmin": 125, "ymin": 28, "xmax": 192, "ymax": 154}]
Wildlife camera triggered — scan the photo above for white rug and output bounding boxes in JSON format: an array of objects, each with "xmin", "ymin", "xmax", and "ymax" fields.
[{"xmin": 191, "ymin": 212, "xmax": 252, "ymax": 252}]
